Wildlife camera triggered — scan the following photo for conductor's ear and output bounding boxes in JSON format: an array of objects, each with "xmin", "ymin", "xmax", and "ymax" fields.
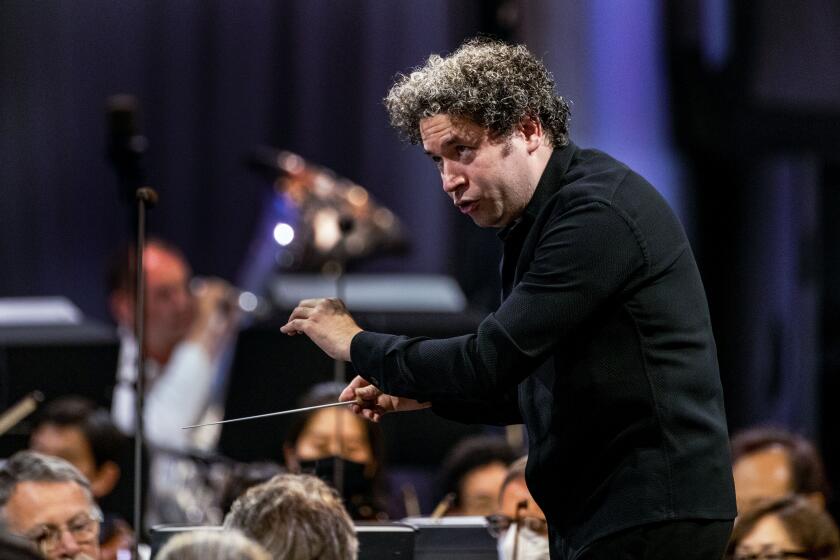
[{"xmin": 518, "ymin": 116, "xmax": 544, "ymax": 154}]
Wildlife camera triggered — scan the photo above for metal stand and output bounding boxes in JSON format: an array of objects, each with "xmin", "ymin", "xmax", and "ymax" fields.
[
  {"xmin": 106, "ymin": 95, "xmax": 156, "ymax": 559},
  {"xmin": 332, "ymin": 265, "xmax": 346, "ymax": 497},
  {"xmin": 132, "ymin": 187, "xmax": 157, "ymax": 560}
]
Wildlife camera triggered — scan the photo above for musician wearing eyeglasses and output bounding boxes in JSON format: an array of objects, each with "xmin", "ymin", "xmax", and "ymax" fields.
[
  {"xmin": 487, "ymin": 457, "xmax": 549, "ymax": 560},
  {"xmin": 0, "ymin": 451, "xmax": 102, "ymax": 560}
]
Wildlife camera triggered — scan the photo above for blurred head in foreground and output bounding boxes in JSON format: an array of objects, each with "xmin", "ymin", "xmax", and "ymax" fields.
[
  {"xmin": 156, "ymin": 529, "xmax": 270, "ymax": 560},
  {"xmin": 224, "ymin": 473, "xmax": 358, "ymax": 560}
]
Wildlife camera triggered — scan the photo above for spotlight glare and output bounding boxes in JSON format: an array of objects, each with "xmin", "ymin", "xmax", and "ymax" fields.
[
  {"xmin": 238, "ymin": 291, "xmax": 259, "ymax": 313},
  {"xmin": 273, "ymin": 223, "xmax": 295, "ymax": 246}
]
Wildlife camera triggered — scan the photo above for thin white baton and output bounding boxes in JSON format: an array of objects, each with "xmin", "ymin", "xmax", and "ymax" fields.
[{"xmin": 181, "ymin": 401, "xmax": 353, "ymax": 430}]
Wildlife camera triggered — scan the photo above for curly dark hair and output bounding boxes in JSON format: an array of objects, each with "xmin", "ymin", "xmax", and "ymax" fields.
[
  {"xmin": 437, "ymin": 434, "xmax": 518, "ymax": 509},
  {"xmin": 384, "ymin": 37, "xmax": 571, "ymax": 147}
]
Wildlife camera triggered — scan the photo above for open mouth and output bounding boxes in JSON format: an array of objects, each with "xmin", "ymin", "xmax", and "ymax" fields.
[{"xmin": 457, "ymin": 200, "xmax": 478, "ymax": 214}]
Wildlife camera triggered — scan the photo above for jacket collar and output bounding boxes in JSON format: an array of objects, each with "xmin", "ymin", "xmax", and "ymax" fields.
[{"xmin": 498, "ymin": 142, "xmax": 577, "ymax": 241}]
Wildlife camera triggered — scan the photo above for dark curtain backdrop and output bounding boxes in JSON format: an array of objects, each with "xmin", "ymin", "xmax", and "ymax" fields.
[
  {"xmin": 665, "ymin": 0, "xmax": 840, "ymax": 446},
  {"xmin": 0, "ymin": 0, "xmax": 484, "ymax": 322}
]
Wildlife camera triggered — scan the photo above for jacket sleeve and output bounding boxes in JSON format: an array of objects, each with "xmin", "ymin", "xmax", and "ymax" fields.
[{"xmin": 349, "ymin": 201, "xmax": 646, "ymax": 420}]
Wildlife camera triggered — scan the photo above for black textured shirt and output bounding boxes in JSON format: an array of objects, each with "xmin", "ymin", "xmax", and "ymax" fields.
[{"xmin": 351, "ymin": 143, "xmax": 736, "ymax": 556}]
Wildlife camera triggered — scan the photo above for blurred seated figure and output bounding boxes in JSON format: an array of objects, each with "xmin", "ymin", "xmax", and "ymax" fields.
[
  {"xmin": 29, "ymin": 397, "xmax": 131, "ymax": 559},
  {"xmin": 725, "ymin": 495, "xmax": 840, "ymax": 560},
  {"xmin": 224, "ymin": 473, "xmax": 358, "ymax": 560},
  {"xmin": 0, "ymin": 451, "xmax": 102, "ymax": 560},
  {"xmin": 283, "ymin": 382, "xmax": 386, "ymax": 519},
  {"xmin": 156, "ymin": 529, "xmax": 270, "ymax": 560},
  {"xmin": 107, "ymin": 238, "xmax": 239, "ymax": 525},
  {"xmin": 107, "ymin": 237, "xmax": 239, "ymax": 451},
  {"xmin": 437, "ymin": 434, "xmax": 517, "ymax": 516},
  {"xmin": 731, "ymin": 426, "xmax": 830, "ymax": 515},
  {"xmin": 487, "ymin": 457, "xmax": 549, "ymax": 560}
]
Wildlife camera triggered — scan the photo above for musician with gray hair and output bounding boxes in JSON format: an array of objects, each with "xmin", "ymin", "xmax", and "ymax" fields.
[
  {"xmin": 0, "ymin": 451, "xmax": 101, "ymax": 560},
  {"xmin": 156, "ymin": 529, "xmax": 270, "ymax": 560},
  {"xmin": 224, "ymin": 473, "xmax": 357, "ymax": 560}
]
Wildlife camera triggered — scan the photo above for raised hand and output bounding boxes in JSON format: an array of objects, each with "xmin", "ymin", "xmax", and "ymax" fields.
[
  {"xmin": 188, "ymin": 277, "xmax": 239, "ymax": 357},
  {"xmin": 280, "ymin": 298, "xmax": 363, "ymax": 362}
]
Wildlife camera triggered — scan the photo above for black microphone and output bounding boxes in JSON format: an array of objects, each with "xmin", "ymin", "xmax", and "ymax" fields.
[{"xmin": 106, "ymin": 94, "xmax": 148, "ymax": 197}]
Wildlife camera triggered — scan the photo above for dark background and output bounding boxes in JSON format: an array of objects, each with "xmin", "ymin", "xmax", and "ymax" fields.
[{"xmin": 2, "ymin": 0, "xmax": 840, "ymax": 511}]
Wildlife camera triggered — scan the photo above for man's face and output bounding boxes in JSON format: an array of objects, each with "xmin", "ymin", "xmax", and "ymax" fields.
[
  {"xmin": 733, "ymin": 446, "xmax": 793, "ymax": 514},
  {"xmin": 494, "ymin": 477, "xmax": 549, "ymax": 559},
  {"xmin": 30, "ymin": 425, "xmax": 97, "ymax": 487},
  {"xmin": 420, "ymin": 114, "xmax": 535, "ymax": 228},
  {"xmin": 498, "ymin": 478, "xmax": 546, "ymax": 524},
  {"xmin": 459, "ymin": 461, "xmax": 509, "ymax": 516},
  {"xmin": 142, "ymin": 245, "xmax": 193, "ymax": 351},
  {"xmin": 3, "ymin": 481, "xmax": 100, "ymax": 560}
]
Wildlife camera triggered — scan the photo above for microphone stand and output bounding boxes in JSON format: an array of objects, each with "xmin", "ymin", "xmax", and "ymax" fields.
[
  {"xmin": 132, "ymin": 187, "xmax": 157, "ymax": 560},
  {"xmin": 106, "ymin": 95, "xmax": 155, "ymax": 559},
  {"xmin": 329, "ymin": 216, "xmax": 355, "ymax": 499}
]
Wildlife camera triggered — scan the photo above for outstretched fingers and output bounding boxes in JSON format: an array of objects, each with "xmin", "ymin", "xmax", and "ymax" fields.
[{"xmin": 280, "ymin": 304, "xmax": 315, "ymax": 334}]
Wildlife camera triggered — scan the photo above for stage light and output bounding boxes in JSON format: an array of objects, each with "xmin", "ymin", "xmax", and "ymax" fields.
[
  {"xmin": 313, "ymin": 208, "xmax": 341, "ymax": 252},
  {"xmin": 238, "ymin": 291, "xmax": 259, "ymax": 313},
  {"xmin": 347, "ymin": 185, "xmax": 369, "ymax": 207},
  {"xmin": 273, "ymin": 223, "xmax": 295, "ymax": 246}
]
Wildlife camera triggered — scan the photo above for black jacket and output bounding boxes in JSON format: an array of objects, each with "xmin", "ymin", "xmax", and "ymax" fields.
[{"xmin": 351, "ymin": 143, "xmax": 736, "ymax": 556}]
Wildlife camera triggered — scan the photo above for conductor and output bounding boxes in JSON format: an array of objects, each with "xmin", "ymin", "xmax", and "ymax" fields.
[{"xmin": 282, "ymin": 38, "xmax": 736, "ymax": 559}]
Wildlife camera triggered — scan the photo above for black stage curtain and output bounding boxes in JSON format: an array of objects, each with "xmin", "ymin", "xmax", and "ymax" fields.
[{"xmin": 0, "ymin": 0, "xmax": 485, "ymax": 321}]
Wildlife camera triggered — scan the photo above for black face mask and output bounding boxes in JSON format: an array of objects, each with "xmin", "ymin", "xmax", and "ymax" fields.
[{"xmin": 298, "ymin": 456, "xmax": 378, "ymax": 519}]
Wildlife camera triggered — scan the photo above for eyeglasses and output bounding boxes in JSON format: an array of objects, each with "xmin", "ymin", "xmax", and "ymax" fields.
[
  {"xmin": 734, "ymin": 547, "xmax": 815, "ymax": 560},
  {"xmin": 23, "ymin": 510, "xmax": 103, "ymax": 554},
  {"xmin": 485, "ymin": 513, "xmax": 548, "ymax": 538}
]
